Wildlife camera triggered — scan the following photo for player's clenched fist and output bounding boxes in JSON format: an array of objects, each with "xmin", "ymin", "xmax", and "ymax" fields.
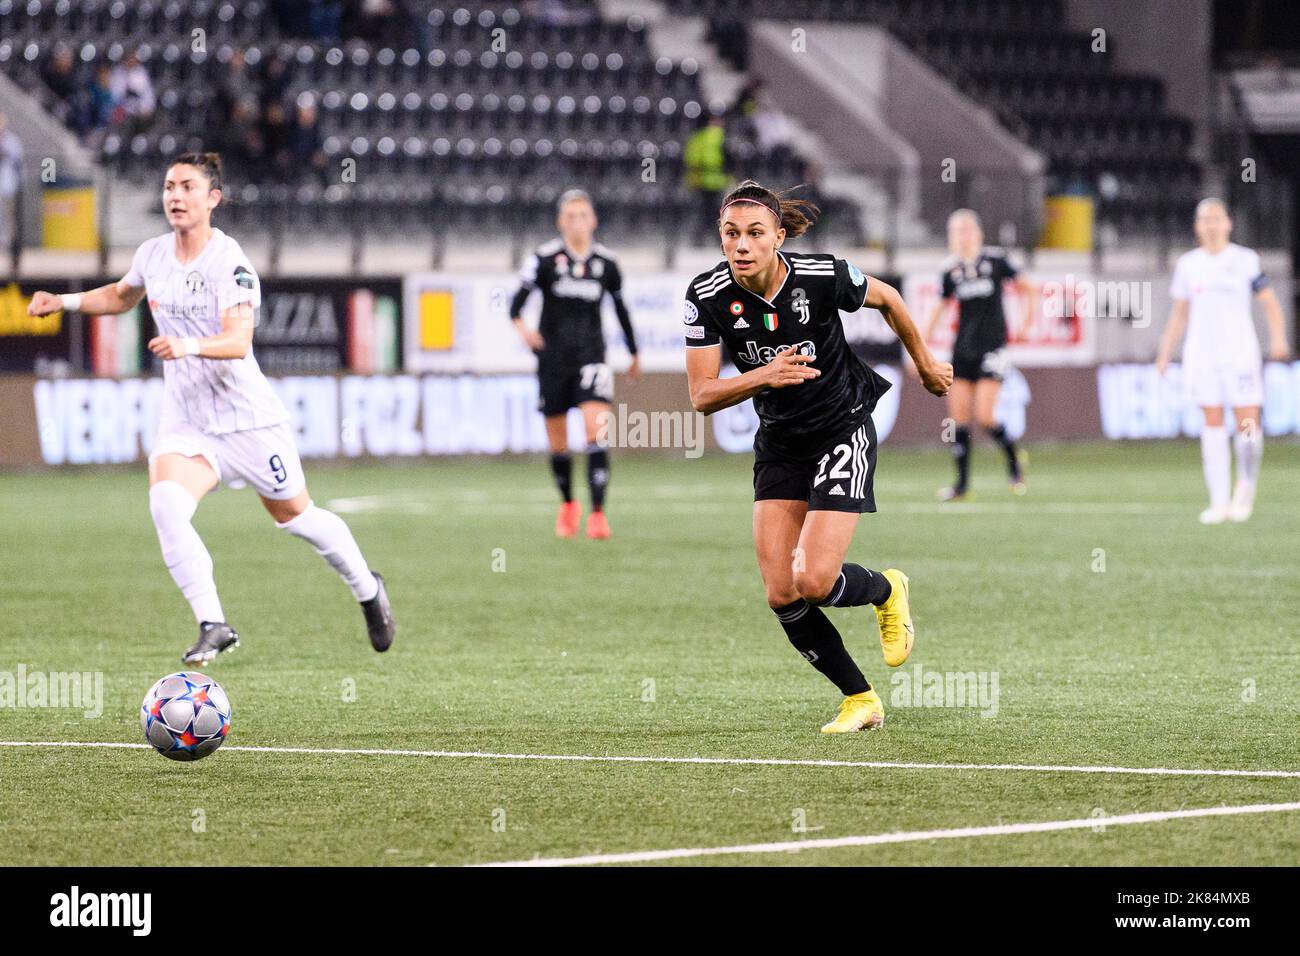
[
  {"xmin": 27, "ymin": 291, "xmax": 62, "ymax": 317},
  {"xmin": 918, "ymin": 360, "xmax": 954, "ymax": 396},
  {"xmin": 763, "ymin": 350, "xmax": 820, "ymax": 389}
]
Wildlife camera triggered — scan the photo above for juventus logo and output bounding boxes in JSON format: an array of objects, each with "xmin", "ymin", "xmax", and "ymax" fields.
[{"xmin": 792, "ymin": 287, "xmax": 811, "ymax": 324}]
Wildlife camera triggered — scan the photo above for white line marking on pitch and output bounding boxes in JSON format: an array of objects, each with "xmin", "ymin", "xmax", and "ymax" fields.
[
  {"xmin": 474, "ymin": 801, "xmax": 1300, "ymax": 867},
  {"xmin": 2, "ymin": 741, "xmax": 1299, "ymax": 780}
]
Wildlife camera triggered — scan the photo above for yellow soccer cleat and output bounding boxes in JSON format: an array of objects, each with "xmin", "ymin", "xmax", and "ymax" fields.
[
  {"xmin": 875, "ymin": 569, "xmax": 914, "ymax": 667},
  {"xmin": 821, "ymin": 690, "xmax": 885, "ymax": 733}
]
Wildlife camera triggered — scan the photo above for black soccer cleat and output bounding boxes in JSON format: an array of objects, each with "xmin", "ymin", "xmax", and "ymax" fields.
[
  {"xmin": 183, "ymin": 622, "xmax": 240, "ymax": 665},
  {"xmin": 361, "ymin": 572, "xmax": 395, "ymax": 652}
]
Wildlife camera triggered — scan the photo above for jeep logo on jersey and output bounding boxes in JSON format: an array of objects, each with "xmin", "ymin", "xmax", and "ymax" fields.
[
  {"xmin": 185, "ymin": 271, "xmax": 205, "ymax": 295},
  {"xmin": 552, "ymin": 276, "xmax": 603, "ymax": 301},
  {"xmin": 736, "ymin": 339, "xmax": 816, "ymax": 367}
]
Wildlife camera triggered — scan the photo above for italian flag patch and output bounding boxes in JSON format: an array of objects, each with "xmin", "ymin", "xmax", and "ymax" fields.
[{"xmin": 762, "ymin": 313, "xmax": 778, "ymax": 331}]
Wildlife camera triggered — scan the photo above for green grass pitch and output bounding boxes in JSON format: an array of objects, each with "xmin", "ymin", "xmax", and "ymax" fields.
[{"xmin": 2, "ymin": 440, "xmax": 1299, "ymax": 866}]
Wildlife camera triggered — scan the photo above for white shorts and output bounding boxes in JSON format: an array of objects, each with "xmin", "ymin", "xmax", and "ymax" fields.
[
  {"xmin": 150, "ymin": 419, "xmax": 307, "ymax": 500},
  {"xmin": 1186, "ymin": 363, "xmax": 1264, "ymax": 409}
]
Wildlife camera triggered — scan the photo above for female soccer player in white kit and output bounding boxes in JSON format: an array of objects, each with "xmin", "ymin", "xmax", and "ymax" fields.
[
  {"xmin": 1156, "ymin": 198, "xmax": 1290, "ymax": 524},
  {"xmin": 27, "ymin": 153, "xmax": 395, "ymax": 662}
]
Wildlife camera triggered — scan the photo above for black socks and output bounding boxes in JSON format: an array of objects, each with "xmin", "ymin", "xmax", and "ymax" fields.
[
  {"xmin": 586, "ymin": 444, "xmax": 609, "ymax": 512},
  {"xmin": 821, "ymin": 564, "xmax": 892, "ymax": 607},
  {"xmin": 772, "ymin": 599, "xmax": 870, "ymax": 696},
  {"xmin": 953, "ymin": 425, "xmax": 971, "ymax": 492},
  {"xmin": 550, "ymin": 453, "xmax": 573, "ymax": 503},
  {"xmin": 987, "ymin": 424, "xmax": 1021, "ymax": 478}
]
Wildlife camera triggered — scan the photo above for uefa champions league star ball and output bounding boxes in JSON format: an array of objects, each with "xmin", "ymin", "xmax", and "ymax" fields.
[{"xmin": 140, "ymin": 672, "xmax": 232, "ymax": 762}]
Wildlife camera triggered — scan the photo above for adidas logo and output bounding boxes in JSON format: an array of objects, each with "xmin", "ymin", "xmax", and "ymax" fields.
[
  {"xmin": 733, "ymin": 317, "xmax": 749, "ymax": 329},
  {"xmin": 828, "ymin": 484, "xmax": 845, "ymax": 496}
]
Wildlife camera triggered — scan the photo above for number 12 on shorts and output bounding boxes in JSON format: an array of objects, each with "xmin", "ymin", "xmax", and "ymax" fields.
[{"xmin": 814, "ymin": 442, "xmax": 857, "ymax": 487}]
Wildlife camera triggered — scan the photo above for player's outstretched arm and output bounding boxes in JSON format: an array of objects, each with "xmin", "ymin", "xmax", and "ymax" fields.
[
  {"xmin": 1257, "ymin": 286, "xmax": 1291, "ymax": 361},
  {"xmin": 686, "ymin": 343, "xmax": 819, "ymax": 415},
  {"xmin": 1155, "ymin": 299, "xmax": 1189, "ymax": 375},
  {"xmin": 148, "ymin": 302, "xmax": 255, "ymax": 361},
  {"xmin": 27, "ymin": 279, "xmax": 145, "ymax": 318},
  {"xmin": 866, "ymin": 277, "xmax": 952, "ymax": 396}
]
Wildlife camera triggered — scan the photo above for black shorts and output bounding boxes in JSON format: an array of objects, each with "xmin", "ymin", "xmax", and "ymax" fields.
[
  {"xmin": 754, "ymin": 415, "xmax": 879, "ymax": 513},
  {"xmin": 952, "ymin": 347, "xmax": 1009, "ymax": 382},
  {"xmin": 537, "ymin": 361, "xmax": 614, "ymax": 417}
]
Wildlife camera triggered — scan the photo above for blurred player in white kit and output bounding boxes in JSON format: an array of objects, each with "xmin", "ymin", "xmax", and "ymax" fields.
[{"xmin": 1156, "ymin": 198, "xmax": 1290, "ymax": 524}]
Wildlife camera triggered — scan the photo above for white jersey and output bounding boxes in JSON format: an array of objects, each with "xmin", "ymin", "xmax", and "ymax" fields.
[
  {"xmin": 125, "ymin": 229, "xmax": 289, "ymax": 434},
  {"xmin": 1169, "ymin": 243, "xmax": 1268, "ymax": 372}
]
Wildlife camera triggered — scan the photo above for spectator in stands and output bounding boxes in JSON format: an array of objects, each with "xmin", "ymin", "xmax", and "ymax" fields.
[
  {"xmin": 684, "ymin": 115, "xmax": 729, "ymax": 246},
  {"xmin": 261, "ymin": 50, "xmax": 292, "ymax": 106},
  {"xmin": 0, "ymin": 115, "xmax": 22, "ymax": 251},
  {"xmin": 215, "ymin": 49, "xmax": 259, "ymax": 129},
  {"xmin": 220, "ymin": 97, "xmax": 267, "ymax": 182},
  {"xmin": 343, "ymin": 0, "xmax": 414, "ymax": 46},
  {"xmin": 41, "ymin": 44, "xmax": 82, "ymax": 128},
  {"xmin": 287, "ymin": 101, "xmax": 328, "ymax": 183},
  {"xmin": 84, "ymin": 63, "xmax": 119, "ymax": 143},
  {"xmin": 109, "ymin": 50, "xmax": 156, "ymax": 133},
  {"xmin": 263, "ymin": 100, "xmax": 293, "ymax": 180}
]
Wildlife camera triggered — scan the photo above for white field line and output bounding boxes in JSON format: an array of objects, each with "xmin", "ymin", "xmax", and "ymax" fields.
[
  {"xmin": 3, "ymin": 741, "xmax": 1300, "ymax": 780},
  {"xmin": 474, "ymin": 801, "xmax": 1300, "ymax": 867}
]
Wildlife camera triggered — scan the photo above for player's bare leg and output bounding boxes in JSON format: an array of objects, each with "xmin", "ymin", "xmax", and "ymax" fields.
[
  {"xmin": 545, "ymin": 413, "xmax": 580, "ymax": 537},
  {"xmin": 976, "ymin": 378, "xmax": 1025, "ymax": 494},
  {"xmin": 797, "ymin": 509, "xmax": 913, "ymax": 670},
  {"xmin": 940, "ymin": 379, "xmax": 974, "ymax": 500},
  {"xmin": 263, "ymin": 489, "xmax": 394, "ymax": 651},
  {"xmin": 1228, "ymin": 405, "xmax": 1263, "ymax": 522},
  {"xmin": 148, "ymin": 453, "xmax": 237, "ymax": 664},
  {"xmin": 580, "ymin": 400, "xmax": 612, "ymax": 539},
  {"xmin": 1199, "ymin": 405, "xmax": 1231, "ymax": 523},
  {"xmin": 756, "ymin": 502, "xmax": 885, "ymax": 732}
]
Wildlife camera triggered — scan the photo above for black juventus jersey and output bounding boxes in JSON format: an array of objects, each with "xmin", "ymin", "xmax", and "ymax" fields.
[
  {"xmin": 509, "ymin": 238, "xmax": 637, "ymax": 368},
  {"xmin": 684, "ymin": 252, "xmax": 892, "ymax": 458},
  {"xmin": 940, "ymin": 248, "xmax": 1018, "ymax": 358}
]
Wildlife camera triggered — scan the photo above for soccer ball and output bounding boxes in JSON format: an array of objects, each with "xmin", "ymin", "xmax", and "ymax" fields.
[{"xmin": 140, "ymin": 672, "xmax": 232, "ymax": 762}]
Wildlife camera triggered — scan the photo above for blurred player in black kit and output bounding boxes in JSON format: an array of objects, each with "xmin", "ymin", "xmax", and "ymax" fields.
[
  {"xmin": 925, "ymin": 209, "xmax": 1035, "ymax": 500},
  {"xmin": 684, "ymin": 180, "xmax": 952, "ymax": 733},
  {"xmin": 510, "ymin": 190, "xmax": 640, "ymax": 539}
]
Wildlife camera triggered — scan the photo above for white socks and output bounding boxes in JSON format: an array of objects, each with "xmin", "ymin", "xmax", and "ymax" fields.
[
  {"xmin": 278, "ymin": 503, "xmax": 379, "ymax": 602},
  {"xmin": 150, "ymin": 481, "xmax": 225, "ymax": 624},
  {"xmin": 1200, "ymin": 425, "xmax": 1231, "ymax": 510},
  {"xmin": 1233, "ymin": 427, "xmax": 1263, "ymax": 488}
]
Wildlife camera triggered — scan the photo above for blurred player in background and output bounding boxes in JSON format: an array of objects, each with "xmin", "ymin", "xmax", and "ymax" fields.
[
  {"xmin": 925, "ymin": 209, "xmax": 1034, "ymax": 500},
  {"xmin": 510, "ymin": 189, "xmax": 640, "ymax": 539},
  {"xmin": 684, "ymin": 180, "xmax": 952, "ymax": 734},
  {"xmin": 26, "ymin": 152, "xmax": 395, "ymax": 662},
  {"xmin": 1156, "ymin": 198, "xmax": 1290, "ymax": 524}
]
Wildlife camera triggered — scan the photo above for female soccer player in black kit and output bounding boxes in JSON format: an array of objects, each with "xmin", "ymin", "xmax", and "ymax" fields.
[
  {"xmin": 684, "ymin": 181, "xmax": 952, "ymax": 733},
  {"xmin": 924, "ymin": 209, "xmax": 1035, "ymax": 500},
  {"xmin": 510, "ymin": 190, "xmax": 640, "ymax": 539}
]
